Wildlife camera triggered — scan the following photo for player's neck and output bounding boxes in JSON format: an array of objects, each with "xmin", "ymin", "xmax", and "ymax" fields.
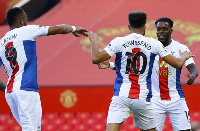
[
  {"xmin": 163, "ymin": 39, "xmax": 172, "ymax": 47},
  {"xmin": 131, "ymin": 29, "xmax": 144, "ymax": 36},
  {"xmin": 9, "ymin": 24, "xmax": 23, "ymax": 31}
]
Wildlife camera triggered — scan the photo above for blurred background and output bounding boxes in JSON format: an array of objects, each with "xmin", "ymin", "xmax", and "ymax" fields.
[{"xmin": 0, "ymin": 0, "xmax": 200, "ymax": 130}]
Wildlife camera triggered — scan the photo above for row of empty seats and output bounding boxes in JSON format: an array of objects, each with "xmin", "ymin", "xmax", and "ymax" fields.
[{"xmin": 0, "ymin": 112, "xmax": 199, "ymax": 131}]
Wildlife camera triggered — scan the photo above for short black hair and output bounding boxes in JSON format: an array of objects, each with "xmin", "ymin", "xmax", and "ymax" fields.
[
  {"xmin": 128, "ymin": 11, "xmax": 147, "ymax": 28},
  {"xmin": 6, "ymin": 7, "xmax": 25, "ymax": 26},
  {"xmin": 155, "ymin": 17, "xmax": 173, "ymax": 27}
]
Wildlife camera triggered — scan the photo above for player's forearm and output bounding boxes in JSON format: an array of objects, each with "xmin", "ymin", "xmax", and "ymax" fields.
[
  {"xmin": 187, "ymin": 64, "xmax": 198, "ymax": 78},
  {"xmin": 91, "ymin": 41, "xmax": 101, "ymax": 64},
  {"xmin": 0, "ymin": 80, "xmax": 6, "ymax": 92},
  {"xmin": 175, "ymin": 57, "xmax": 187, "ymax": 68},
  {"xmin": 164, "ymin": 54, "xmax": 186, "ymax": 68},
  {"xmin": 48, "ymin": 24, "xmax": 75, "ymax": 35}
]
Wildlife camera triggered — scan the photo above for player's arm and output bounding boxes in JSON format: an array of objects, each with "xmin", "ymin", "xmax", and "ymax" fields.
[
  {"xmin": 48, "ymin": 25, "xmax": 88, "ymax": 37},
  {"xmin": 185, "ymin": 63, "xmax": 198, "ymax": 85},
  {"xmin": 86, "ymin": 31, "xmax": 111, "ymax": 64},
  {"xmin": 162, "ymin": 50, "xmax": 194, "ymax": 68},
  {"xmin": 0, "ymin": 80, "xmax": 6, "ymax": 92}
]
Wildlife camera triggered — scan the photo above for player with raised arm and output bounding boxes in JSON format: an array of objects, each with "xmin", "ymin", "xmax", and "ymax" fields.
[
  {"xmin": 151, "ymin": 17, "xmax": 198, "ymax": 131},
  {"xmin": 0, "ymin": 7, "xmax": 87, "ymax": 131},
  {"xmin": 86, "ymin": 11, "xmax": 194, "ymax": 131}
]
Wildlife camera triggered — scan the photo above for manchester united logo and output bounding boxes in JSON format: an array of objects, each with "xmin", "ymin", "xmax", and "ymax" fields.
[
  {"xmin": 60, "ymin": 90, "xmax": 77, "ymax": 108},
  {"xmin": 80, "ymin": 20, "xmax": 200, "ymax": 53}
]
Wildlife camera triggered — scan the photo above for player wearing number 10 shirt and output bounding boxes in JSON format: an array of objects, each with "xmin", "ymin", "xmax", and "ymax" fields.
[
  {"xmin": 0, "ymin": 7, "xmax": 87, "ymax": 131},
  {"xmin": 86, "ymin": 11, "xmax": 193, "ymax": 131}
]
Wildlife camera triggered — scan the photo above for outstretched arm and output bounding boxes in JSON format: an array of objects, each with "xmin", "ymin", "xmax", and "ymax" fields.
[
  {"xmin": 185, "ymin": 63, "xmax": 198, "ymax": 85},
  {"xmin": 0, "ymin": 80, "xmax": 6, "ymax": 92},
  {"xmin": 162, "ymin": 50, "xmax": 194, "ymax": 68},
  {"xmin": 48, "ymin": 25, "xmax": 88, "ymax": 37}
]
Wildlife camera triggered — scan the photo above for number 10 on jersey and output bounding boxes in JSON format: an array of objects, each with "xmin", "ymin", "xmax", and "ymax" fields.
[{"xmin": 125, "ymin": 48, "xmax": 147, "ymax": 75}]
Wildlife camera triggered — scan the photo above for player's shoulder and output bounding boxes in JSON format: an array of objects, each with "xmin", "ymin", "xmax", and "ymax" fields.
[
  {"xmin": 21, "ymin": 25, "xmax": 48, "ymax": 30},
  {"xmin": 111, "ymin": 36, "xmax": 127, "ymax": 44},
  {"xmin": 171, "ymin": 39, "xmax": 188, "ymax": 48},
  {"xmin": 146, "ymin": 36, "xmax": 163, "ymax": 47},
  {"xmin": 21, "ymin": 25, "xmax": 39, "ymax": 30}
]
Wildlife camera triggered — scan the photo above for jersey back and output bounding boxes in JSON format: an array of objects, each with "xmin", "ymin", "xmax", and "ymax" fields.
[
  {"xmin": 0, "ymin": 25, "xmax": 49, "ymax": 93},
  {"xmin": 104, "ymin": 33, "xmax": 170, "ymax": 101}
]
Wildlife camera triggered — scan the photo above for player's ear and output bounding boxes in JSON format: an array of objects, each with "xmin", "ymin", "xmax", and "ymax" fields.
[
  {"xmin": 128, "ymin": 25, "xmax": 130, "ymax": 30},
  {"xmin": 171, "ymin": 28, "xmax": 173, "ymax": 33},
  {"xmin": 19, "ymin": 18, "xmax": 23, "ymax": 25}
]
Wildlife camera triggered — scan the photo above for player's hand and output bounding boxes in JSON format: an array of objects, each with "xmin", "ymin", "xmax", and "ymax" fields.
[
  {"xmin": 85, "ymin": 31, "xmax": 99, "ymax": 42},
  {"xmin": 72, "ymin": 27, "xmax": 88, "ymax": 37},
  {"xmin": 98, "ymin": 60, "xmax": 110, "ymax": 69},
  {"xmin": 179, "ymin": 50, "xmax": 194, "ymax": 60},
  {"xmin": 185, "ymin": 73, "xmax": 196, "ymax": 85}
]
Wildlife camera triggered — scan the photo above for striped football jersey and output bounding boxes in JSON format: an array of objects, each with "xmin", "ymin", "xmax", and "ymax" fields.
[
  {"xmin": 104, "ymin": 33, "xmax": 170, "ymax": 101},
  {"xmin": 0, "ymin": 25, "xmax": 49, "ymax": 93},
  {"xmin": 151, "ymin": 40, "xmax": 195, "ymax": 100}
]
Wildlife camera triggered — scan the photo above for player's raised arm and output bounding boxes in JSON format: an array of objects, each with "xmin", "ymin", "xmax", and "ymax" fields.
[
  {"xmin": 86, "ymin": 31, "xmax": 111, "ymax": 64},
  {"xmin": 162, "ymin": 50, "xmax": 194, "ymax": 68},
  {"xmin": 48, "ymin": 24, "xmax": 88, "ymax": 37}
]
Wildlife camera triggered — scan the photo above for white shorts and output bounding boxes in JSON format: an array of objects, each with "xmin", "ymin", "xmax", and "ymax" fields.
[
  {"xmin": 152, "ymin": 99, "xmax": 191, "ymax": 131},
  {"xmin": 5, "ymin": 90, "xmax": 42, "ymax": 131},
  {"xmin": 107, "ymin": 96, "xmax": 155, "ymax": 130}
]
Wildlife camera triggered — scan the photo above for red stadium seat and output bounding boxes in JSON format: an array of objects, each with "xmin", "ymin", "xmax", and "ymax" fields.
[
  {"xmin": 76, "ymin": 112, "xmax": 91, "ymax": 122},
  {"xmin": 58, "ymin": 123, "xmax": 73, "ymax": 131},
  {"xmin": 91, "ymin": 112, "xmax": 107, "ymax": 122},
  {"xmin": 1, "ymin": 112, "xmax": 199, "ymax": 130},
  {"xmin": 42, "ymin": 123, "xmax": 56, "ymax": 131},
  {"xmin": 91, "ymin": 123, "xmax": 106, "ymax": 131},
  {"xmin": 60, "ymin": 112, "xmax": 75, "ymax": 122},
  {"xmin": 0, "ymin": 125, "xmax": 8, "ymax": 131},
  {"xmin": 43, "ymin": 113, "xmax": 59, "ymax": 122}
]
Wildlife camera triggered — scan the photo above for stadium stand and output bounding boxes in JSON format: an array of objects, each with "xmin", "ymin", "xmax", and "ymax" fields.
[{"xmin": 0, "ymin": 112, "xmax": 200, "ymax": 131}]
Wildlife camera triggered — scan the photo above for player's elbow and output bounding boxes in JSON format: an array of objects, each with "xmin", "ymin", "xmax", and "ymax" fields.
[
  {"xmin": 91, "ymin": 57, "xmax": 100, "ymax": 64},
  {"xmin": 92, "ymin": 59, "xmax": 99, "ymax": 64},
  {"xmin": 173, "ymin": 63, "xmax": 182, "ymax": 68}
]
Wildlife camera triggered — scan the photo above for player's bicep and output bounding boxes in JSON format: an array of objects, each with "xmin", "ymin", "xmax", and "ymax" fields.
[{"xmin": 28, "ymin": 25, "xmax": 49, "ymax": 39}]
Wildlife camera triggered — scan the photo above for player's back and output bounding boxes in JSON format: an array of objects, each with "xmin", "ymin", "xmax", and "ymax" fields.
[
  {"xmin": 0, "ymin": 25, "xmax": 48, "ymax": 93},
  {"xmin": 105, "ymin": 33, "xmax": 169, "ymax": 101}
]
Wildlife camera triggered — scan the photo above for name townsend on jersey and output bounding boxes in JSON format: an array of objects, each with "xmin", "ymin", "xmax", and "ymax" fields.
[
  {"xmin": 1, "ymin": 34, "xmax": 17, "ymax": 46},
  {"xmin": 122, "ymin": 40, "xmax": 151, "ymax": 50}
]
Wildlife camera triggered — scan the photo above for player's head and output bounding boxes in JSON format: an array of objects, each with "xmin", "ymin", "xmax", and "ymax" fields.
[
  {"xmin": 6, "ymin": 7, "xmax": 28, "ymax": 28},
  {"xmin": 155, "ymin": 17, "xmax": 173, "ymax": 45},
  {"xmin": 128, "ymin": 11, "xmax": 147, "ymax": 35}
]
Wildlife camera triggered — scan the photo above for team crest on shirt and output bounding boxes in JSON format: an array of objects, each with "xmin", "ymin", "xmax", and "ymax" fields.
[
  {"xmin": 171, "ymin": 51, "xmax": 175, "ymax": 55},
  {"xmin": 60, "ymin": 90, "xmax": 77, "ymax": 108}
]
